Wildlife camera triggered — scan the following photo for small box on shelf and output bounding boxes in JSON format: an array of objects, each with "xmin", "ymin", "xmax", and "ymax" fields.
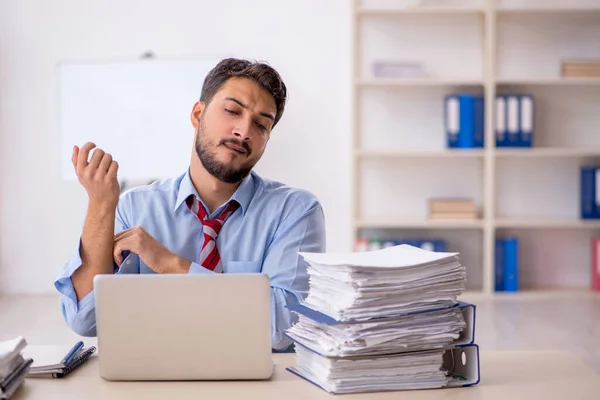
[
  {"xmin": 428, "ymin": 198, "xmax": 478, "ymax": 220},
  {"xmin": 561, "ymin": 59, "xmax": 600, "ymax": 79},
  {"xmin": 371, "ymin": 60, "xmax": 424, "ymax": 79}
]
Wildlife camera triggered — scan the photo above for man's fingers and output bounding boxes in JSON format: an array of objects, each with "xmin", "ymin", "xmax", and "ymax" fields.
[
  {"xmin": 114, "ymin": 226, "xmax": 144, "ymax": 242},
  {"xmin": 71, "ymin": 146, "xmax": 79, "ymax": 169},
  {"xmin": 113, "ymin": 237, "xmax": 135, "ymax": 266},
  {"xmin": 98, "ymin": 153, "xmax": 113, "ymax": 173},
  {"xmin": 88, "ymin": 148, "xmax": 105, "ymax": 170},
  {"xmin": 114, "ymin": 228, "xmax": 135, "ymax": 241},
  {"xmin": 76, "ymin": 142, "xmax": 96, "ymax": 173},
  {"xmin": 107, "ymin": 160, "xmax": 119, "ymax": 179},
  {"xmin": 113, "ymin": 241, "xmax": 125, "ymax": 266}
]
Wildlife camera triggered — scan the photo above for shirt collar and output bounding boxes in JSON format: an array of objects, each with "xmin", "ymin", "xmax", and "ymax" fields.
[{"xmin": 174, "ymin": 168, "xmax": 256, "ymax": 216}]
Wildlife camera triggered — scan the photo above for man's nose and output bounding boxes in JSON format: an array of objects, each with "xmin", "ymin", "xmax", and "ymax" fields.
[{"xmin": 233, "ymin": 119, "xmax": 252, "ymax": 141}]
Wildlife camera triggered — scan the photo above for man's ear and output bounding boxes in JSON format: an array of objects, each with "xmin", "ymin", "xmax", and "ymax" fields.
[{"xmin": 190, "ymin": 101, "xmax": 206, "ymax": 129}]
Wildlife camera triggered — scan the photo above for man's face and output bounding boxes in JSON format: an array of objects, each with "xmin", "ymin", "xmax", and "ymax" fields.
[{"xmin": 192, "ymin": 77, "xmax": 276, "ymax": 184}]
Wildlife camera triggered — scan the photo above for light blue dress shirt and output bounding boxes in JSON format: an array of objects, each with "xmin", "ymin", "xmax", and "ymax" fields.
[{"xmin": 54, "ymin": 169, "xmax": 326, "ymax": 351}]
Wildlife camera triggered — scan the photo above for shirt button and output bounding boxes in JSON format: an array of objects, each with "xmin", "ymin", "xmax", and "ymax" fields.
[{"xmin": 126, "ymin": 260, "xmax": 131, "ymax": 265}]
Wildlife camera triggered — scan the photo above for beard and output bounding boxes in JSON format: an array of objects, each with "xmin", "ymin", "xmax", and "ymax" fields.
[{"xmin": 194, "ymin": 118, "xmax": 256, "ymax": 184}]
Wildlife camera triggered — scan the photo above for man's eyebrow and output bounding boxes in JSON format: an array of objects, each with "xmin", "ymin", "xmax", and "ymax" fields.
[{"xmin": 225, "ymin": 97, "xmax": 275, "ymax": 122}]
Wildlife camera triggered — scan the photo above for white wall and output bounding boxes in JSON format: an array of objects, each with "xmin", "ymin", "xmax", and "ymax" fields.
[{"xmin": 0, "ymin": 0, "xmax": 352, "ymax": 294}]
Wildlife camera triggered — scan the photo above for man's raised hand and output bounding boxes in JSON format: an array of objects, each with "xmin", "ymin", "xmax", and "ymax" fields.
[{"xmin": 72, "ymin": 142, "xmax": 120, "ymax": 208}]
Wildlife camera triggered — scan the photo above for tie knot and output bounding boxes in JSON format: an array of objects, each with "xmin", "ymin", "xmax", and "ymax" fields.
[
  {"xmin": 186, "ymin": 196, "xmax": 240, "ymax": 237},
  {"xmin": 185, "ymin": 195, "xmax": 239, "ymax": 274}
]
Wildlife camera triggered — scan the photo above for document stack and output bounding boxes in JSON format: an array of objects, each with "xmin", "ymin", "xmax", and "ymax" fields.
[
  {"xmin": 285, "ymin": 244, "xmax": 479, "ymax": 394},
  {"xmin": 0, "ymin": 336, "xmax": 32, "ymax": 399}
]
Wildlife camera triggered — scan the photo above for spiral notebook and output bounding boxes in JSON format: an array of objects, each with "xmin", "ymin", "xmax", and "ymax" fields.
[{"xmin": 27, "ymin": 346, "xmax": 96, "ymax": 379}]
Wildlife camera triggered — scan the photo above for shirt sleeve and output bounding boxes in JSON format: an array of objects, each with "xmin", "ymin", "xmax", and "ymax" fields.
[
  {"xmin": 54, "ymin": 201, "xmax": 130, "ymax": 337},
  {"xmin": 188, "ymin": 262, "xmax": 217, "ymax": 274},
  {"xmin": 260, "ymin": 194, "xmax": 327, "ymax": 351}
]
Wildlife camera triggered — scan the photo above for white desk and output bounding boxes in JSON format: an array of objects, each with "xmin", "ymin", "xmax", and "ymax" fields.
[{"xmin": 10, "ymin": 346, "xmax": 600, "ymax": 399}]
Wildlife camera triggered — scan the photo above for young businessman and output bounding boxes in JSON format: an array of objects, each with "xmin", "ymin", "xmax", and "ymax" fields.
[{"xmin": 55, "ymin": 58, "xmax": 327, "ymax": 351}]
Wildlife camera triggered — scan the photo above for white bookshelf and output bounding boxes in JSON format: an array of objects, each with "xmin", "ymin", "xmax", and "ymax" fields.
[{"xmin": 351, "ymin": 0, "xmax": 600, "ymax": 294}]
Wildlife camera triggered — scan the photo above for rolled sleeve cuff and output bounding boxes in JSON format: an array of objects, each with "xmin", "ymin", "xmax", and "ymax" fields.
[
  {"xmin": 54, "ymin": 238, "xmax": 85, "ymax": 312},
  {"xmin": 188, "ymin": 262, "xmax": 216, "ymax": 275}
]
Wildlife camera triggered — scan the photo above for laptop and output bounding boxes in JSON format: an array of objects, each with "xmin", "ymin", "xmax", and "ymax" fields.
[{"xmin": 93, "ymin": 273, "xmax": 274, "ymax": 381}]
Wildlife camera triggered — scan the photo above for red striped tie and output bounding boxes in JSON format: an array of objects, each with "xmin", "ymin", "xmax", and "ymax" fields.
[{"xmin": 186, "ymin": 196, "xmax": 239, "ymax": 273}]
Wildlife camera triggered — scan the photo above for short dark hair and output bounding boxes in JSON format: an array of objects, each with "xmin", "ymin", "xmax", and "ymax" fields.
[{"xmin": 200, "ymin": 58, "xmax": 287, "ymax": 128}]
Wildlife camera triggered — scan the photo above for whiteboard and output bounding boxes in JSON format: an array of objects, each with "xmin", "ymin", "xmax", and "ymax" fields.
[{"xmin": 58, "ymin": 56, "xmax": 227, "ymax": 181}]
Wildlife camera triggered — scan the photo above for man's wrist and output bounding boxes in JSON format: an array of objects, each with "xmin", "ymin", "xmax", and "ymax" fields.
[
  {"xmin": 171, "ymin": 254, "xmax": 191, "ymax": 274},
  {"xmin": 88, "ymin": 200, "xmax": 117, "ymax": 216}
]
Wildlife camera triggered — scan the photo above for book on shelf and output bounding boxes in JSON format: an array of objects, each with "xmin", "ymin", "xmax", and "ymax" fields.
[
  {"xmin": 495, "ymin": 237, "xmax": 519, "ymax": 292},
  {"xmin": 285, "ymin": 244, "xmax": 480, "ymax": 394},
  {"xmin": 429, "ymin": 212, "xmax": 478, "ymax": 220},
  {"xmin": 371, "ymin": 60, "xmax": 424, "ymax": 79},
  {"xmin": 561, "ymin": 59, "xmax": 600, "ymax": 78},
  {"xmin": 429, "ymin": 198, "xmax": 478, "ymax": 220}
]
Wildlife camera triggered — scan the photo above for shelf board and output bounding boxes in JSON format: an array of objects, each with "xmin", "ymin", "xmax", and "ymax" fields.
[
  {"xmin": 356, "ymin": 7, "xmax": 483, "ymax": 16},
  {"xmin": 496, "ymin": 77, "xmax": 600, "ymax": 86},
  {"xmin": 356, "ymin": 149, "xmax": 485, "ymax": 158},
  {"xmin": 357, "ymin": 78, "xmax": 483, "ymax": 87},
  {"xmin": 356, "ymin": 219, "xmax": 484, "ymax": 229},
  {"xmin": 495, "ymin": 218, "xmax": 600, "ymax": 229},
  {"xmin": 495, "ymin": 7, "xmax": 600, "ymax": 14},
  {"xmin": 495, "ymin": 148, "xmax": 600, "ymax": 158}
]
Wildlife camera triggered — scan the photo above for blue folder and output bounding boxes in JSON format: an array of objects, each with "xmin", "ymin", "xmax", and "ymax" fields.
[
  {"xmin": 495, "ymin": 95, "xmax": 507, "ymax": 147},
  {"xmin": 445, "ymin": 94, "xmax": 483, "ymax": 149},
  {"xmin": 495, "ymin": 237, "xmax": 519, "ymax": 292},
  {"xmin": 506, "ymin": 95, "xmax": 520, "ymax": 146},
  {"xmin": 286, "ymin": 341, "xmax": 481, "ymax": 393},
  {"xmin": 581, "ymin": 166, "xmax": 600, "ymax": 219},
  {"xmin": 518, "ymin": 94, "xmax": 534, "ymax": 147},
  {"xmin": 286, "ymin": 301, "xmax": 476, "ymax": 349}
]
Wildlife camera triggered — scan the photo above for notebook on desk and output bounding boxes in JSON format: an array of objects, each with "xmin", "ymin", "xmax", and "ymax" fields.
[{"xmin": 25, "ymin": 342, "xmax": 96, "ymax": 379}]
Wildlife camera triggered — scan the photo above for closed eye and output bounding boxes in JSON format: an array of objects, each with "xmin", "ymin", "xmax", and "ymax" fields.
[
  {"xmin": 256, "ymin": 122, "xmax": 267, "ymax": 132},
  {"xmin": 225, "ymin": 108, "xmax": 239, "ymax": 115}
]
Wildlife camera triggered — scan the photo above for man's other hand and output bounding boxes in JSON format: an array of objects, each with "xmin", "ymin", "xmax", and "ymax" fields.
[{"xmin": 113, "ymin": 226, "xmax": 190, "ymax": 274}]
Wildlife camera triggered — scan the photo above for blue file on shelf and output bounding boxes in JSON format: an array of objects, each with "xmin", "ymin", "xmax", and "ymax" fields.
[
  {"xmin": 494, "ymin": 239, "xmax": 504, "ymax": 291},
  {"xmin": 519, "ymin": 94, "xmax": 534, "ymax": 147},
  {"xmin": 445, "ymin": 94, "xmax": 484, "ymax": 149},
  {"xmin": 580, "ymin": 166, "xmax": 600, "ymax": 219},
  {"xmin": 495, "ymin": 95, "xmax": 507, "ymax": 147},
  {"xmin": 496, "ymin": 94, "xmax": 534, "ymax": 147},
  {"xmin": 495, "ymin": 237, "xmax": 519, "ymax": 292},
  {"xmin": 506, "ymin": 95, "xmax": 520, "ymax": 147}
]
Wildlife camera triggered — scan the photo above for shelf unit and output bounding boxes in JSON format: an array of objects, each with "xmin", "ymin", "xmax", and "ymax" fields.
[{"xmin": 351, "ymin": 0, "xmax": 600, "ymax": 294}]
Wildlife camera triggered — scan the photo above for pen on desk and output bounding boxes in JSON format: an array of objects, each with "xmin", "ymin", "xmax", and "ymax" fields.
[{"xmin": 61, "ymin": 341, "xmax": 84, "ymax": 366}]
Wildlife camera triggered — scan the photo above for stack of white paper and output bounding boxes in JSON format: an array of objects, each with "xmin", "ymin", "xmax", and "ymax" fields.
[
  {"xmin": 0, "ymin": 337, "xmax": 32, "ymax": 399},
  {"xmin": 287, "ymin": 306, "xmax": 466, "ymax": 357},
  {"xmin": 286, "ymin": 244, "xmax": 470, "ymax": 394},
  {"xmin": 293, "ymin": 345, "xmax": 449, "ymax": 394},
  {"xmin": 301, "ymin": 244, "xmax": 466, "ymax": 321}
]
